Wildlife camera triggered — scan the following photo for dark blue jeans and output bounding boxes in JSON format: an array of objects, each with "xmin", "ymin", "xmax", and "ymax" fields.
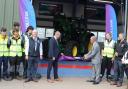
[
  {"xmin": 0, "ymin": 56, "xmax": 8, "ymax": 77},
  {"xmin": 22, "ymin": 52, "xmax": 28, "ymax": 77},
  {"xmin": 27, "ymin": 57, "xmax": 38, "ymax": 79},
  {"xmin": 113, "ymin": 59, "xmax": 124, "ymax": 83}
]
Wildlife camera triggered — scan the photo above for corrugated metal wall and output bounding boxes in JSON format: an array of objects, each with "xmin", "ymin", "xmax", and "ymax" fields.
[{"xmin": 0, "ymin": 0, "xmax": 19, "ymax": 31}]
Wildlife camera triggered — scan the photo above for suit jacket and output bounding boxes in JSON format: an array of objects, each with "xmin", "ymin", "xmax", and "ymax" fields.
[
  {"xmin": 87, "ymin": 42, "xmax": 101, "ymax": 64},
  {"xmin": 48, "ymin": 37, "xmax": 60, "ymax": 59}
]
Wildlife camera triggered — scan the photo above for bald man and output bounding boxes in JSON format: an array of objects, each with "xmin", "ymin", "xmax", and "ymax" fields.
[
  {"xmin": 25, "ymin": 30, "xmax": 43, "ymax": 82},
  {"xmin": 85, "ymin": 36, "xmax": 101, "ymax": 85},
  {"xmin": 47, "ymin": 31, "xmax": 63, "ymax": 83}
]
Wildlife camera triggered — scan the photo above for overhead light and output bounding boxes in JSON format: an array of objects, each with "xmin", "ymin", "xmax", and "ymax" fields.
[{"xmin": 94, "ymin": 0, "xmax": 113, "ymax": 3}]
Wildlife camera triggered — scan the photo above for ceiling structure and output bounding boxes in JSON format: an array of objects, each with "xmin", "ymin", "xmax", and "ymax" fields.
[{"xmin": 33, "ymin": 0, "xmax": 125, "ymax": 31}]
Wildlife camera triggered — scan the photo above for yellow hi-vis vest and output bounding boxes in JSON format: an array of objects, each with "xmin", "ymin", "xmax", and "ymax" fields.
[
  {"xmin": 0, "ymin": 36, "xmax": 9, "ymax": 57},
  {"xmin": 10, "ymin": 38, "xmax": 22, "ymax": 57},
  {"xmin": 102, "ymin": 40, "xmax": 115, "ymax": 58}
]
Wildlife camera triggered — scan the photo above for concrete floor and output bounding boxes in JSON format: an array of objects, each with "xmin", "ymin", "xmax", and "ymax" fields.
[{"xmin": 0, "ymin": 77, "xmax": 126, "ymax": 89}]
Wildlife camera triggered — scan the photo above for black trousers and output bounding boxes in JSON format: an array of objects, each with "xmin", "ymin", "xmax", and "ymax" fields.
[
  {"xmin": 101, "ymin": 56, "xmax": 113, "ymax": 79},
  {"xmin": 9, "ymin": 56, "xmax": 22, "ymax": 78},
  {"xmin": 47, "ymin": 59, "xmax": 58, "ymax": 79}
]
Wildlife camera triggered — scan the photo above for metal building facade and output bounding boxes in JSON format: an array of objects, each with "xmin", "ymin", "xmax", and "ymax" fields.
[{"xmin": 0, "ymin": 0, "xmax": 19, "ymax": 31}]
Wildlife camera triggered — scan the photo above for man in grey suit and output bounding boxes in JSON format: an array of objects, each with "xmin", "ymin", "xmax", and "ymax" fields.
[{"xmin": 84, "ymin": 36, "xmax": 101, "ymax": 85}]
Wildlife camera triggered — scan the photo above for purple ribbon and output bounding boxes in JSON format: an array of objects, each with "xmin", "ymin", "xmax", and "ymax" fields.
[{"xmin": 59, "ymin": 55, "xmax": 82, "ymax": 61}]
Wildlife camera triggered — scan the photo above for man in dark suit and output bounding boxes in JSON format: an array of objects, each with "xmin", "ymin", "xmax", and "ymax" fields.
[{"xmin": 47, "ymin": 31, "xmax": 63, "ymax": 83}]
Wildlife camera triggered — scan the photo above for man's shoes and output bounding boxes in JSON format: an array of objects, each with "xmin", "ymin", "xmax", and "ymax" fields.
[
  {"xmin": 16, "ymin": 76, "xmax": 22, "ymax": 80},
  {"xmin": 99, "ymin": 77, "xmax": 102, "ymax": 82},
  {"xmin": 25, "ymin": 79, "xmax": 31, "ymax": 83},
  {"xmin": 54, "ymin": 78, "xmax": 62, "ymax": 82},
  {"xmin": 32, "ymin": 79, "xmax": 38, "ymax": 82},
  {"xmin": 117, "ymin": 83, "xmax": 122, "ymax": 87},
  {"xmin": 7, "ymin": 76, "xmax": 13, "ymax": 81},
  {"xmin": 107, "ymin": 79, "xmax": 111, "ymax": 83},
  {"xmin": 110, "ymin": 81, "xmax": 117, "ymax": 85},
  {"xmin": 87, "ymin": 80, "xmax": 95, "ymax": 82},
  {"xmin": 7, "ymin": 77, "xmax": 13, "ymax": 81},
  {"xmin": 93, "ymin": 81, "xmax": 99, "ymax": 85},
  {"xmin": 23, "ymin": 76, "xmax": 27, "ymax": 79},
  {"xmin": 10, "ymin": 73, "xmax": 15, "ymax": 80},
  {"xmin": 47, "ymin": 79, "xmax": 54, "ymax": 83}
]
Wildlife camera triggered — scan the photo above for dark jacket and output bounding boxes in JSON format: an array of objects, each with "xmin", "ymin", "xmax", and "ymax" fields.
[
  {"xmin": 115, "ymin": 39, "xmax": 128, "ymax": 59},
  {"xmin": 48, "ymin": 37, "xmax": 60, "ymax": 59},
  {"xmin": 28, "ymin": 37, "xmax": 40, "ymax": 57}
]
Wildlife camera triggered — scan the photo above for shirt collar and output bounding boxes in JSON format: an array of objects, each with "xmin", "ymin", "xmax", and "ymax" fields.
[
  {"xmin": 54, "ymin": 36, "xmax": 57, "ymax": 40},
  {"xmin": 33, "ymin": 37, "xmax": 37, "ymax": 41},
  {"xmin": 93, "ymin": 41, "xmax": 97, "ymax": 46}
]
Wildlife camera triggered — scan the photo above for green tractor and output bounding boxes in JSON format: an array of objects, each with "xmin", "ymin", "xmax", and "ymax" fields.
[{"xmin": 54, "ymin": 14, "xmax": 94, "ymax": 57}]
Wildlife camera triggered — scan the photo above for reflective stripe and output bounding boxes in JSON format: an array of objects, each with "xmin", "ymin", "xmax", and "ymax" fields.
[
  {"xmin": 10, "ymin": 44, "xmax": 21, "ymax": 46},
  {"xmin": 0, "ymin": 44, "xmax": 7, "ymax": 45},
  {"xmin": 0, "ymin": 51, "xmax": 9, "ymax": 52},
  {"xmin": 9, "ymin": 51, "xmax": 22, "ymax": 52},
  {"xmin": 104, "ymin": 46, "xmax": 114, "ymax": 48}
]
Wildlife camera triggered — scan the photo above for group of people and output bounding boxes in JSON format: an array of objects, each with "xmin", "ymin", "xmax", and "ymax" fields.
[
  {"xmin": 0, "ymin": 22, "xmax": 63, "ymax": 83},
  {"xmin": 84, "ymin": 32, "xmax": 128, "ymax": 87},
  {"xmin": 0, "ymin": 22, "xmax": 128, "ymax": 88}
]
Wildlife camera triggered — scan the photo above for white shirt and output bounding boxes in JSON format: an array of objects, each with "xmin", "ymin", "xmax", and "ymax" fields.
[
  {"xmin": 54, "ymin": 36, "xmax": 58, "ymax": 45},
  {"xmin": 54, "ymin": 36, "xmax": 57, "ymax": 40}
]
